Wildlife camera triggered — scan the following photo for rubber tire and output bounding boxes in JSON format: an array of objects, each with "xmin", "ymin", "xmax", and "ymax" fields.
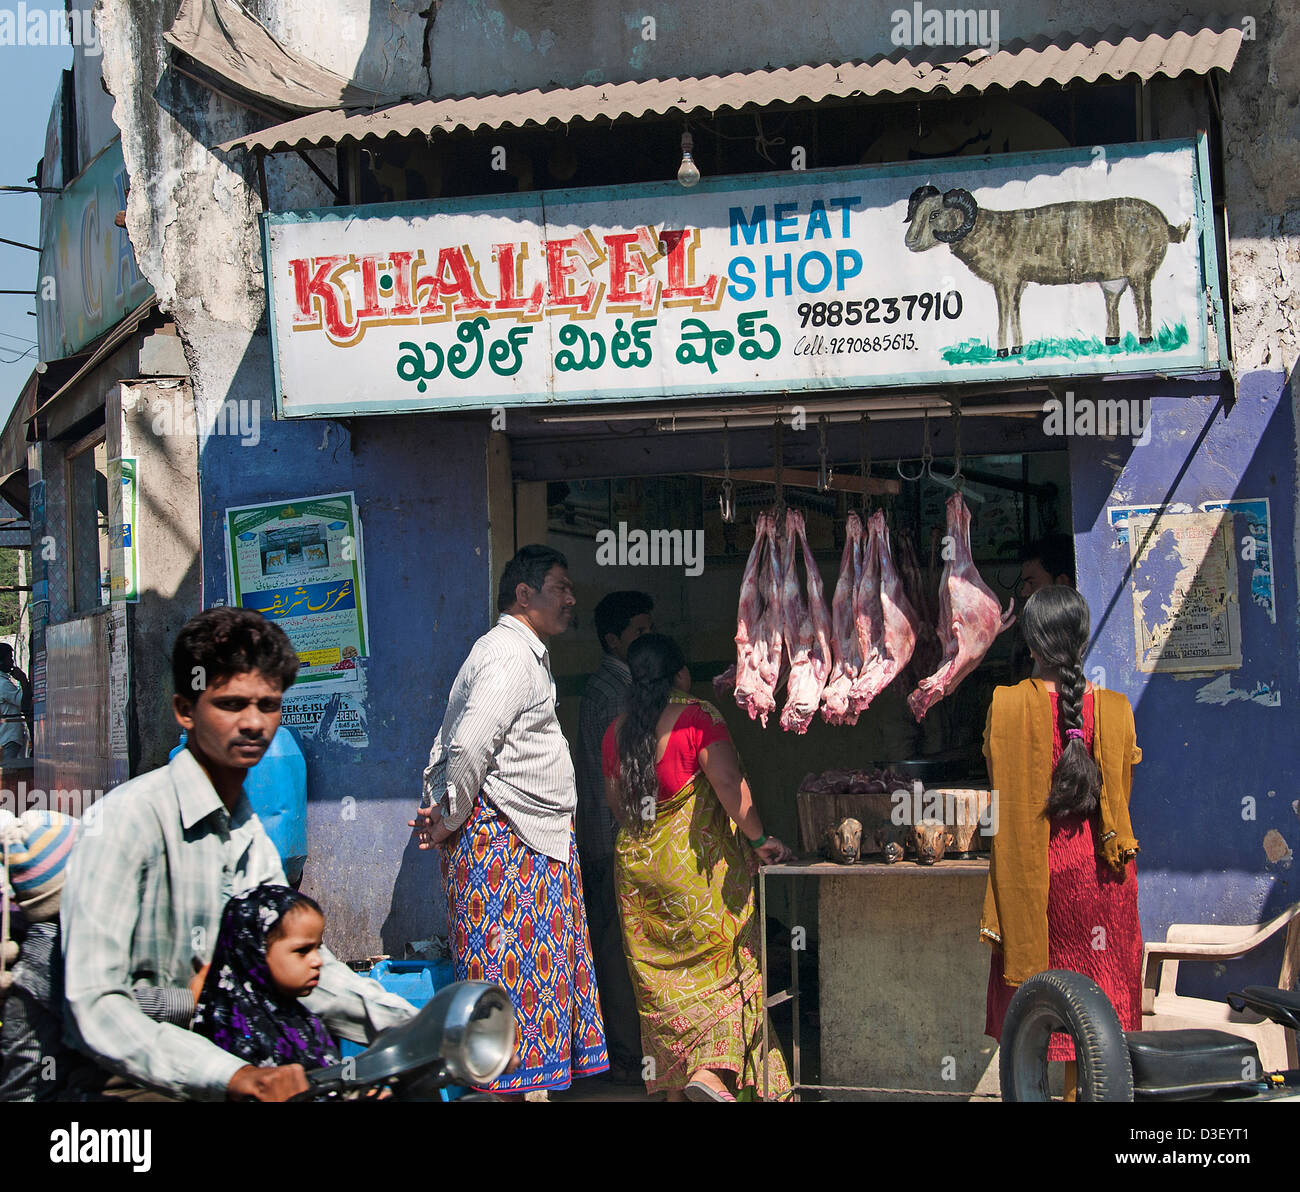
[{"xmin": 1000, "ymin": 969, "xmax": 1135, "ymax": 1102}]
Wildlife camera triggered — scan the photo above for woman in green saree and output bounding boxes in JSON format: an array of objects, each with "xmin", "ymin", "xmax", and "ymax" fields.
[{"xmin": 601, "ymin": 633, "xmax": 794, "ymax": 1102}]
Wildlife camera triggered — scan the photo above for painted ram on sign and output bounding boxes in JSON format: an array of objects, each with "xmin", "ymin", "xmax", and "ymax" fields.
[{"xmin": 903, "ymin": 186, "xmax": 1191, "ymax": 356}]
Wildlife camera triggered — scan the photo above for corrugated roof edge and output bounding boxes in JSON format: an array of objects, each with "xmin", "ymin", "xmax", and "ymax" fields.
[{"xmin": 216, "ymin": 17, "xmax": 1244, "ymax": 155}]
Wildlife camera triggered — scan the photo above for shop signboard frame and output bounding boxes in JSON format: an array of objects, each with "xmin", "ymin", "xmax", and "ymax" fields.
[
  {"xmin": 262, "ymin": 135, "xmax": 1225, "ymax": 418},
  {"xmin": 37, "ymin": 137, "xmax": 153, "ymax": 362}
]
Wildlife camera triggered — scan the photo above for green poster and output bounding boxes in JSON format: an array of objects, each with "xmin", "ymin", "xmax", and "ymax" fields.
[{"xmin": 224, "ymin": 490, "xmax": 370, "ymax": 688}]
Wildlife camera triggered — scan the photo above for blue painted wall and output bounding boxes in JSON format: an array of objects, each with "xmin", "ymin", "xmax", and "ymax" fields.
[
  {"xmin": 1072, "ymin": 368, "xmax": 1298, "ymax": 995},
  {"xmin": 198, "ymin": 338, "xmax": 491, "ymax": 957}
]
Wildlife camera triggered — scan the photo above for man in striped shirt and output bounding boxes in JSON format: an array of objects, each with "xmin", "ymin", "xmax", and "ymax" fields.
[{"xmin": 413, "ymin": 545, "xmax": 609, "ymax": 1097}]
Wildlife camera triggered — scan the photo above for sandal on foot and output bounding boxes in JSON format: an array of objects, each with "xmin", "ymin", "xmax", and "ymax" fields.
[{"xmin": 685, "ymin": 1079, "xmax": 736, "ymax": 1102}]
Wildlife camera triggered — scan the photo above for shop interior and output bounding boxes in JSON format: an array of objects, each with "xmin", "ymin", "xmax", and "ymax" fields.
[{"xmin": 501, "ymin": 395, "xmax": 1073, "ymax": 1086}]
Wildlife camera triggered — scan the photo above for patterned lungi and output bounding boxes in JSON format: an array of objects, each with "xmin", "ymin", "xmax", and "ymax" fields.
[{"xmin": 441, "ymin": 795, "xmax": 609, "ymax": 1094}]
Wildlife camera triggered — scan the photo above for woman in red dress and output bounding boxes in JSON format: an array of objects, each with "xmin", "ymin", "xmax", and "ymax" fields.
[{"xmin": 982, "ymin": 586, "xmax": 1143, "ymax": 1100}]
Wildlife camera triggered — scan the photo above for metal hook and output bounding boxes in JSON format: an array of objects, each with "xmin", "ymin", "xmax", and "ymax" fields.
[
  {"xmin": 817, "ymin": 415, "xmax": 831, "ymax": 493},
  {"xmin": 859, "ymin": 412, "xmax": 871, "ymax": 515},
  {"xmin": 773, "ymin": 416, "xmax": 785, "ymax": 513},
  {"xmin": 927, "ymin": 394, "xmax": 967, "ymax": 488},
  {"xmin": 897, "ymin": 408, "xmax": 930, "ymax": 481},
  {"xmin": 719, "ymin": 417, "xmax": 735, "ymax": 523}
]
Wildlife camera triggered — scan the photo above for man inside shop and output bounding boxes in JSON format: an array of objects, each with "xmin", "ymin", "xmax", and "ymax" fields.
[
  {"xmin": 1011, "ymin": 533, "xmax": 1076, "ymax": 680},
  {"xmin": 577, "ymin": 590, "xmax": 654, "ymax": 1084}
]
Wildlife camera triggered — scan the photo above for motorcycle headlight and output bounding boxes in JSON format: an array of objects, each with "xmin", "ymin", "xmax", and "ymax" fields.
[{"xmin": 438, "ymin": 982, "xmax": 515, "ymax": 1086}]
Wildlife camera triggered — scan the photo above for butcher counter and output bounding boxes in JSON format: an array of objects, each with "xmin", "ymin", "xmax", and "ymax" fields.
[{"xmin": 759, "ymin": 856, "xmax": 1000, "ymax": 1101}]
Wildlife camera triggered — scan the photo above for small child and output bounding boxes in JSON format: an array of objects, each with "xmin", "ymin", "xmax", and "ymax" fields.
[{"xmin": 192, "ymin": 884, "xmax": 340, "ymax": 1071}]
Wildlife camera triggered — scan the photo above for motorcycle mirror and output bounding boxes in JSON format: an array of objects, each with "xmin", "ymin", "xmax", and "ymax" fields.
[{"xmin": 310, "ymin": 980, "xmax": 515, "ymax": 1092}]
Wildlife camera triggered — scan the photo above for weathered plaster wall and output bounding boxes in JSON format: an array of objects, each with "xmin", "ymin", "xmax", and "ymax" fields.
[
  {"xmin": 420, "ymin": 1, "xmax": 1270, "ymax": 94},
  {"xmin": 110, "ymin": 378, "xmax": 202, "ymax": 773},
  {"xmin": 1072, "ymin": 373, "xmax": 1297, "ymax": 994}
]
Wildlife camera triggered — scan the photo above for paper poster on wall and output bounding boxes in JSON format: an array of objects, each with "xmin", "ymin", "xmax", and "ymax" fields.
[
  {"xmin": 1126, "ymin": 510, "xmax": 1241, "ymax": 673},
  {"xmin": 1199, "ymin": 497, "xmax": 1274, "ymax": 623},
  {"xmin": 107, "ymin": 601, "xmax": 129, "ymax": 760},
  {"xmin": 279, "ymin": 685, "xmax": 370, "ymax": 748},
  {"xmin": 225, "ymin": 491, "xmax": 370, "ymax": 689},
  {"xmin": 108, "ymin": 457, "xmax": 139, "ymax": 602},
  {"xmin": 1108, "ymin": 496, "xmax": 1273, "ymax": 623}
]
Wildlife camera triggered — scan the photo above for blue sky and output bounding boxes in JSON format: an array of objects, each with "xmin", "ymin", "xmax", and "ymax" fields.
[{"xmin": 0, "ymin": 28, "xmax": 74, "ymax": 422}]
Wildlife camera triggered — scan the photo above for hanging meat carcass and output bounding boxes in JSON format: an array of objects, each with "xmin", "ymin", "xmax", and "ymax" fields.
[
  {"xmin": 731, "ymin": 512, "xmax": 785, "ymax": 727},
  {"xmin": 845, "ymin": 513, "xmax": 885, "ymax": 716},
  {"xmin": 779, "ymin": 508, "xmax": 833, "ymax": 733},
  {"xmin": 820, "ymin": 512, "xmax": 866, "ymax": 725},
  {"xmin": 873, "ymin": 512, "xmax": 921, "ymax": 693},
  {"xmin": 896, "ymin": 528, "xmax": 943, "ymax": 686},
  {"xmin": 849, "ymin": 513, "xmax": 920, "ymax": 713},
  {"xmin": 907, "ymin": 493, "xmax": 1015, "ymax": 721}
]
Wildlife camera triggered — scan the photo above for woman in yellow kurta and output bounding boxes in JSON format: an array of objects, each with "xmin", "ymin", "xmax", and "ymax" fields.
[{"xmin": 601, "ymin": 633, "xmax": 793, "ymax": 1102}]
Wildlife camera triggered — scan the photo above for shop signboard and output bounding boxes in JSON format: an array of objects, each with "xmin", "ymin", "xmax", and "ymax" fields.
[
  {"xmin": 37, "ymin": 138, "xmax": 153, "ymax": 362},
  {"xmin": 263, "ymin": 136, "xmax": 1224, "ymax": 417},
  {"xmin": 224, "ymin": 491, "xmax": 370, "ymax": 690}
]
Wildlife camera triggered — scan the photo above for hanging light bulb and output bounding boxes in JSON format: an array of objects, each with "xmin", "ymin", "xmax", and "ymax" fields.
[{"xmin": 677, "ymin": 130, "xmax": 701, "ymax": 188}]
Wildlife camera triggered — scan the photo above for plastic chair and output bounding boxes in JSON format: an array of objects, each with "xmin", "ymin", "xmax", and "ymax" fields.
[{"xmin": 1140, "ymin": 900, "xmax": 1300, "ymax": 1071}]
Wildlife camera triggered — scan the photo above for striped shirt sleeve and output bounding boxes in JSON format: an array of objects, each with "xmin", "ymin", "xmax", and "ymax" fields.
[{"xmin": 438, "ymin": 651, "xmax": 532, "ymax": 831}]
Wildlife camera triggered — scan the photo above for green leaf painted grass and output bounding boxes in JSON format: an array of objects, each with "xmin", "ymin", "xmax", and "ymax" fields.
[{"xmin": 941, "ymin": 322, "xmax": 1190, "ymax": 365}]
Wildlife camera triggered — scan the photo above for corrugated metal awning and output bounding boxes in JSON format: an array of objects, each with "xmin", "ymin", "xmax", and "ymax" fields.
[
  {"xmin": 218, "ymin": 18, "xmax": 1243, "ymax": 155},
  {"xmin": 166, "ymin": 0, "xmax": 405, "ymax": 117},
  {"xmin": 28, "ymin": 297, "xmax": 160, "ymax": 424}
]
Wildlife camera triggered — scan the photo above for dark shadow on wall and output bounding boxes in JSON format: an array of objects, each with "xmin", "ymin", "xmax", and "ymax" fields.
[{"xmin": 382, "ymin": 836, "xmax": 447, "ymax": 955}]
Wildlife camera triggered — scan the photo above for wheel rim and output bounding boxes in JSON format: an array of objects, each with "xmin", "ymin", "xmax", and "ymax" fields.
[{"xmin": 1011, "ymin": 1002, "xmax": 1067, "ymax": 1100}]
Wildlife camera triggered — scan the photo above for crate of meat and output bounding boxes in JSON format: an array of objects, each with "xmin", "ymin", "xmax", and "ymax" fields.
[
  {"xmin": 796, "ymin": 768, "xmax": 913, "ymax": 855},
  {"xmin": 796, "ymin": 770, "xmax": 993, "ymax": 857}
]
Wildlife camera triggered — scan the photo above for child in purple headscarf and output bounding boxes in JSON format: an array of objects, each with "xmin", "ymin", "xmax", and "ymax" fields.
[{"xmin": 192, "ymin": 884, "xmax": 340, "ymax": 1071}]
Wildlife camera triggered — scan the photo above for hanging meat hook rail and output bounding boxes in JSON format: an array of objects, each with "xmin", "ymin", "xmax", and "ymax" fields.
[
  {"xmin": 817, "ymin": 415, "xmax": 832, "ymax": 493},
  {"xmin": 859, "ymin": 412, "xmax": 872, "ymax": 515},
  {"xmin": 928, "ymin": 393, "xmax": 964, "ymax": 486},
  {"xmin": 896, "ymin": 408, "xmax": 930, "ymax": 481},
  {"xmin": 772, "ymin": 416, "xmax": 785, "ymax": 514},
  {"xmin": 926, "ymin": 393, "xmax": 984, "ymax": 501},
  {"xmin": 719, "ymin": 418, "xmax": 736, "ymax": 523}
]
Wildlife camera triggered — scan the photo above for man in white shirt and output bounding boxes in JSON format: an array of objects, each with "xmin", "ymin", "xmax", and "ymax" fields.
[{"xmin": 412, "ymin": 545, "xmax": 609, "ymax": 1098}]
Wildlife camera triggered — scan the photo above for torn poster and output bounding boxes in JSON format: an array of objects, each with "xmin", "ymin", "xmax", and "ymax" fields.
[
  {"xmin": 1127, "ymin": 510, "xmax": 1241, "ymax": 673},
  {"xmin": 1199, "ymin": 497, "xmax": 1274, "ymax": 623},
  {"xmin": 280, "ymin": 669, "xmax": 369, "ymax": 748},
  {"xmin": 1108, "ymin": 497, "xmax": 1274, "ymax": 624}
]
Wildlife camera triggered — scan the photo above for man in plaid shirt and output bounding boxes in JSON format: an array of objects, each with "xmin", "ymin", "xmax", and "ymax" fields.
[
  {"xmin": 576, "ymin": 590, "xmax": 652, "ymax": 1083},
  {"xmin": 60, "ymin": 609, "xmax": 414, "ymax": 1101}
]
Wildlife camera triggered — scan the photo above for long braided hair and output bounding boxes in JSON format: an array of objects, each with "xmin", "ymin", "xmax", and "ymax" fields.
[
  {"xmin": 614, "ymin": 634, "xmax": 687, "ymax": 837},
  {"xmin": 1021, "ymin": 586, "xmax": 1102, "ymax": 818}
]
